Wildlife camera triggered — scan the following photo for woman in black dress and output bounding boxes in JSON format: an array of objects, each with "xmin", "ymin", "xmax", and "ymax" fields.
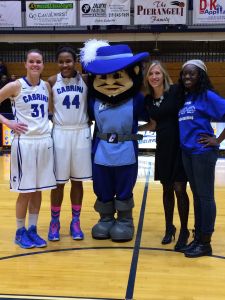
[{"xmin": 141, "ymin": 60, "xmax": 190, "ymax": 251}]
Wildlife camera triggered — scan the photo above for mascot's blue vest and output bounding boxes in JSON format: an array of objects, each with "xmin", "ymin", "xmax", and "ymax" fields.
[{"xmin": 90, "ymin": 93, "xmax": 146, "ymax": 166}]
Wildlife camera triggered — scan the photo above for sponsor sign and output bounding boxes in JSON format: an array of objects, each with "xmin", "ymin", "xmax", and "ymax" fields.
[
  {"xmin": 134, "ymin": 0, "xmax": 187, "ymax": 25},
  {"xmin": 2, "ymin": 124, "xmax": 13, "ymax": 147},
  {"xmin": 138, "ymin": 122, "xmax": 156, "ymax": 149},
  {"xmin": 26, "ymin": 1, "xmax": 76, "ymax": 26},
  {"xmin": 80, "ymin": 0, "xmax": 130, "ymax": 26},
  {"xmin": 0, "ymin": 1, "xmax": 22, "ymax": 27},
  {"xmin": 193, "ymin": 0, "xmax": 225, "ymax": 24},
  {"xmin": 138, "ymin": 156, "xmax": 155, "ymax": 181},
  {"xmin": 212, "ymin": 122, "xmax": 225, "ymax": 150},
  {"xmin": 138, "ymin": 131, "xmax": 156, "ymax": 149}
]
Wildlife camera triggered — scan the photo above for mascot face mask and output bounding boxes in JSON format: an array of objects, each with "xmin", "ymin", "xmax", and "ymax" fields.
[
  {"xmin": 80, "ymin": 40, "xmax": 149, "ymax": 104},
  {"xmin": 93, "ymin": 69, "xmax": 134, "ymax": 97}
]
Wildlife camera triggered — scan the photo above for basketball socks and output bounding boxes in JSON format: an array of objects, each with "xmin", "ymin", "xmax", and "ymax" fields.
[
  {"xmin": 51, "ymin": 205, "xmax": 61, "ymax": 221},
  {"xmin": 48, "ymin": 206, "xmax": 61, "ymax": 241},
  {"xmin": 28, "ymin": 213, "xmax": 38, "ymax": 228},
  {"xmin": 70, "ymin": 204, "xmax": 84, "ymax": 239},
  {"xmin": 72, "ymin": 204, "xmax": 81, "ymax": 219},
  {"xmin": 16, "ymin": 218, "xmax": 25, "ymax": 229}
]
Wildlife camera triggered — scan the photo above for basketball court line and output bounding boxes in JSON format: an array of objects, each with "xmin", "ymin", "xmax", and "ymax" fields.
[
  {"xmin": 1, "ymin": 162, "xmax": 225, "ymax": 300},
  {"xmin": 0, "ymin": 295, "xmax": 122, "ymax": 300},
  {"xmin": 125, "ymin": 162, "xmax": 151, "ymax": 300},
  {"xmin": 0, "ymin": 162, "xmax": 151, "ymax": 300},
  {"xmin": 1, "ymin": 246, "xmax": 224, "ymax": 262}
]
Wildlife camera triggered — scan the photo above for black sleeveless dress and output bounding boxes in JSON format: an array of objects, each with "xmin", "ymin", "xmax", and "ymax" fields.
[{"xmin": 145, "ymin": 85, "xmax": 187, "ymax": 184}]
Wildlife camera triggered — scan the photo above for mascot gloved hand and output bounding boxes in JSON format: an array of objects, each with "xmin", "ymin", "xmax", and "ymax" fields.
[{"xmin": 80, "ymin": 40, "xmax": 149, "ymax": 242}]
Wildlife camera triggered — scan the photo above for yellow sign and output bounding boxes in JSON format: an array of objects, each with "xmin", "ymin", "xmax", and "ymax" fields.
[{"xmin": 2, "ymin": 124, "xmax": 13, "ymax": 146}]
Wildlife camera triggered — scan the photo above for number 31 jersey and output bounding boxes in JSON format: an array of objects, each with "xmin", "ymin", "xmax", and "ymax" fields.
[
  {"xmin": 12, "ymin": 77, "xmax": 50, "ymax": 136},
  {"xmin": 52, "ymin": 72, "xmax": 88, "ymax": 126}
]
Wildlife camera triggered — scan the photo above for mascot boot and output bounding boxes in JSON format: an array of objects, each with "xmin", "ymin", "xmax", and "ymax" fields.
[
  {"xmin": 92, "ymin": 199, "xmax": 115, "ymax": 239},
  {"xmin": 110, "ymin": 198, "xmax": 134, "ymax": 242}
]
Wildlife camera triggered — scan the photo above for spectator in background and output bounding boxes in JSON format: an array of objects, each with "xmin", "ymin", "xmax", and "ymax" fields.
[
  {"xmin": 0, "ymin": 58, "xmax": 7, "ymax": 77},
  {"xmin": 0, "ymin": 74, "xmax": 9, "ymax": 88},
  {"xmin": 9, "ymin": 74, "xmax": 17, "ymax": 82},
  {"xmin": 0, "ymin": 74, "xmax": 12, "ymax": 114}
]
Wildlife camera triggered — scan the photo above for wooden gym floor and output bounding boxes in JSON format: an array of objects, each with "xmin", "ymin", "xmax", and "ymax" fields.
[{"xmin": 0, "ymin": 153, "xmax": 225, "ymax": 300}]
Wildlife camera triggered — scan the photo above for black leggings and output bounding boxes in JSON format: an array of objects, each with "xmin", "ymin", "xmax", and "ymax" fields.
[{"xmin": 162, "ymin": 182, "xmax": 189, "ymax": 231}]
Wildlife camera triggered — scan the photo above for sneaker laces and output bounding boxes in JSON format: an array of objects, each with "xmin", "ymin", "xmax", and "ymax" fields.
[
  {"xmin": 28, "ymin": 228, "xmax": 43, "ymax": 243},
  {"xmin": 21, "ymin": 229, "xmax": 32, "ymax": 243}
]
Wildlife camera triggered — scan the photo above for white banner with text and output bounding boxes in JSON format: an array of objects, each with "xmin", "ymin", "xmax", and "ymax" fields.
[
  {"xmin": 134, "ymin": 0, "xmax": 187, "ymax": 25},
  {"xmin": 26, "ymin": 1, "xmax": 76, "ymax": 27},
  {"xmin": 80, "ymin": 0, "xmax": 130, "ymax": 26},
  {"xmin": 193, "ymin": 0, "xmax": 225, "ymax": 24},
  {"xmin": 0, "ymin": 1, "xmax": 22, "ymax": 27}
]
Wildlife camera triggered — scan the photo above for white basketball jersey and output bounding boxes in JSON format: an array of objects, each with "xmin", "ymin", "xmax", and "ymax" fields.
[
  {"xmin": 52, "ymin": 72, "xmax": 88, "ymax": 126},
  {"xmin": 12, "ymin": 78, "xmax": 50, "ymax": 136}
]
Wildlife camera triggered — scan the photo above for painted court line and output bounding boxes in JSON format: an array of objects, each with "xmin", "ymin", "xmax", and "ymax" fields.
[{"xmin": 0, "ymin": 295, "xmax": 122, "ymax": 300}]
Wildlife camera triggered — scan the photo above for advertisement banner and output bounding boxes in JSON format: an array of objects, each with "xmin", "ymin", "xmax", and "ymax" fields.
[
  {"xmin": 2, "ymin": 124, "xmax": 13, "ymax": 147},
  {"xmin": 193, "ymin": 0, "xmax": 225, "ymax": 24},
  {"xmin": 26, "ymin": 1, "xmax": 76, "ymax": 26},
  {"xmin": 80, "ymin": 0, "xmax": 130, "ymax": 26},
  {"xmin": 138, "ymin": 123, "xmax": 225, "ymax": 150},
  {"xmin": 138, "ymin": 130, "xmax": 156, "ymax": 149},
  {"xmin": 138, "ymin": 156, "xmax": 155, "ymax": 181},
  {"xmin": 0, "ymin": 1, "xmax": 22, "ymax": 27},
  {"xmin": 134, "ymin": 0, "xmax": 187, "ymax": 25},
  {"xmin": 212, "ymin": 122, "xmax": 225, "ymax": 150}
]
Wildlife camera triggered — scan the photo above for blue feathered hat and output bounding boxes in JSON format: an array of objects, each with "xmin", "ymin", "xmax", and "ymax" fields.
[{"xmin": 80, "ymin": 39, "xmax": 149, "ymax": 75}]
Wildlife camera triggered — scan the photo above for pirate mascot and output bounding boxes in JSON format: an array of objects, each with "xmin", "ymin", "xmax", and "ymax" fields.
[{"xmin": 80, "ymin": 40, "xmax": 149, "ymax": 242}]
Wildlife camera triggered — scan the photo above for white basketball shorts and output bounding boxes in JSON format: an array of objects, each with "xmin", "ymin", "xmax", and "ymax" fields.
[
  {"xmin": 10, "ymin": 135, "xmax": 56, "ymax": 193},
  {"xmin": 52, "ymin": 125, "xmax": 92, "ymax": 183}
]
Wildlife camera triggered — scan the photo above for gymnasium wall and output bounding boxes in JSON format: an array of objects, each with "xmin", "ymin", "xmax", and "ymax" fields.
[
  {"xmin": 5, "ymin": 62, "xmax": 225, "ymax": 97},
  {"xmin": 5, "ymin": 62, "xmax": 82, "ymax": 81}
]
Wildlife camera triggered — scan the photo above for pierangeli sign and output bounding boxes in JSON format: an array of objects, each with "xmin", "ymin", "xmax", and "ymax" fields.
[{"xmin": 134, "ymin": 0, "xmax": 187, "ymax": 25}]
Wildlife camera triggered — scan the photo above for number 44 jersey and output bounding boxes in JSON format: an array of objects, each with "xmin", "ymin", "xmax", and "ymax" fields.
[
  {"xmin": 52, "ymin": 72, "xmax": 88, "ymax": 127},
  {"xmin": 12, "ymin": 77, "xmax": 50, "ymax": 136}
]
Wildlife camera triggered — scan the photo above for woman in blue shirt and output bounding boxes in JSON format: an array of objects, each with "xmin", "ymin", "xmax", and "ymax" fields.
[{"xmin": 178, "ymin": 59, "xmax": 225, "ymax": 258}]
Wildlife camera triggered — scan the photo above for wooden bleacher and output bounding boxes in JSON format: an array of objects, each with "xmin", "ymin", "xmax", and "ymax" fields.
[
  {"xmin": 5, "ymin": 62, "xmax": 82, "ymax": 81},
  {"xmin": 4, "ymin": 62, "xmax": 225, "ymax": 97},
  {"xmin": 165, "ymin": 62, "xmax": 225, "ymax": 98}
]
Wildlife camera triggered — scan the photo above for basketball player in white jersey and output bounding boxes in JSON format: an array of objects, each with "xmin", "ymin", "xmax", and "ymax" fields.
[
  {"xmin": 0, "ymin": 49, "xmax": 56, "ymax": 249},
  {"xmin": 47, "ymin": 46, "xmax": 92, "ymax": 241}
]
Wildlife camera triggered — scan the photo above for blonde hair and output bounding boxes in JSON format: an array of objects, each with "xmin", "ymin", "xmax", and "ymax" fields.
[{"xmin": 144, "ymin": 60, "xmax": 172, "ymax": 97}]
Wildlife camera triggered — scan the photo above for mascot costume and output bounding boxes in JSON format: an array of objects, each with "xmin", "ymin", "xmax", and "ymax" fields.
[{"xmin": 80, "ymin": 40, "xmax": 149, "ymax": 242}]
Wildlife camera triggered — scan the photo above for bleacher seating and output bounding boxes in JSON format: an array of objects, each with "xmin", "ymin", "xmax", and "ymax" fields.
[
  {"xmin": 5, "ymin": 62, "xmax": 82, "ymax": 81},
  {"xmin": 5, "ymin": 62, "xmax": 225, "ymax": 97}
]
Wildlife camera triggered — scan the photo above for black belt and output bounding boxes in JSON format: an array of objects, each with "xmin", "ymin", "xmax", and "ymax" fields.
[{"xmin": 96, "ymin": 132, "xmax": 143, "ymax": 143}]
